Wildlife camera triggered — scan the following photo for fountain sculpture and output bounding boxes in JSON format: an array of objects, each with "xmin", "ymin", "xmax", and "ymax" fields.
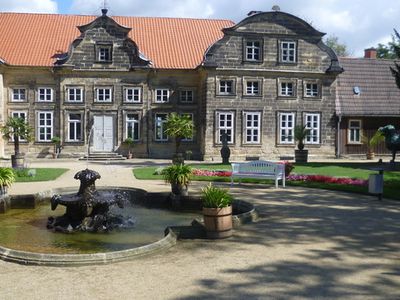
[{"xmin": 47, "ymin": 169, "xmax": 135, "ymax": 233}]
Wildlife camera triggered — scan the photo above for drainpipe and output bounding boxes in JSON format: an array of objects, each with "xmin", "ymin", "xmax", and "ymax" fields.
[
  {"xmin": 0, "ymin": 72, "xmax": 4, "ymax": 157},
  {"xmin": 336, "ymin": 114, "xmax": 342, "ymax": 158}
]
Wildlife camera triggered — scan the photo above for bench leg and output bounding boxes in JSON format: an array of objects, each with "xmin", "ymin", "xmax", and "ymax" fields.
[
  {"xmin": 275, "ymin": 179, "xmax": 278, "ymax": 189},
  {"xmin": 283, "ymin": 176, "xmax": 286, "ymax": 188},
  {"xmin": 231, "ymin": 176, "xmax": 233, "ymax": 186}
]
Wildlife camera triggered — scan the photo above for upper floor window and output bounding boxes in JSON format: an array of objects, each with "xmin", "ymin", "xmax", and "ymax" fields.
[
  {"xmin": 278, "ymin": 112, "xmax": 295, "ymax": 144},
  {"xmin": 67, "ymin": 87, "xmax": 83, "ymax": 102},
  {"xmin": 279, "ymin": 81, "xmax": 295, "ymax": 97},
  {"xmin": 155, "ymin": 89, "xmax": 170, "ymax": 103},
  {"xmin": 245, "ymin": 40, "xmax": 261, "ymax": 61},
  {"xmin": 12, "ymin": 88, "xmax": 26, "ymax": 102},
  {"xmin": 244, "ymin": 112, "xmax": 261, "ymax": 144},
  {"xmin": 95, "ymin": 87, "xmax": 112, "ymax": 102},
  {"xmin": 245, "ymin": 80, "xmax": 261, "ymax": 96},
  {"xmin": 305, "ymin": 113, "xmax": 320, "ymax": 144},
  {"xmin": 305, "ymin": 82, "xmax": 319, "ymax": 98},
  {"xmin": 219, "ymin": 80, "xmax": 234, "ymax": 95},
  {"xmin": 38, "ymin": 88, "xmax": 53, "ymax": 102},
  {"xmin": 216, "ymin": 111, "xmax": 234, "ymax": 144},
  {"xmin": 348, "ymin": 119, "xmax": 361, "ymax": 144},
  {"xmin": 179, "ymin": 90, "xmax": 194, "ymax": 103},
  {"xmin": 280, "ymin": 41, "xmax": 296, "ymax": 63},
  {"xmin": 97, "ymin": 45, "xmax": 112, "ymax": 62},
  {"xmin": 125, "ymin": 87, "xmax": 141, "ymax": 103}
]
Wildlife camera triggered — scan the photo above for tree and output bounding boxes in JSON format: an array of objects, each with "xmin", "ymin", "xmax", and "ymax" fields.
[
  {"xmin": 388, "ymin": 29, "xmax": 400, "ymax": 89},
  {"xmin": 376, "ymin": 29, "xmax": 400, "ymax": 59},
  {"xmin": 324, "ymin": 35, "xmax": 350, "ymax": 57},
  {"xmin": 164, "ymin": 113, "xmax": 194, "ymax": 155}
]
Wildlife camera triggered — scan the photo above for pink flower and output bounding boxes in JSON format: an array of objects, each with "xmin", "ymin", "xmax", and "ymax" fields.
[
  {"xmin": 287, "ymin": 174, "xmax": 368, "ymax": 186},
  {"xmin": 192, "ymin": 169, "xmax": 232, "ymax": 177}
]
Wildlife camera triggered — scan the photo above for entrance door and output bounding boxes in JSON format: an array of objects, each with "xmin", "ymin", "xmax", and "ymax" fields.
[{"xmin": 93, "ymin": 115, "xmax": 114, "ymax": 152}]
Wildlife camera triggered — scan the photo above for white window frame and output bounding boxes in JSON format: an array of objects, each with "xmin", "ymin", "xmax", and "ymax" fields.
[
  {"xmin": 95, "ymin": 87, "xmax": 112, "ymax": 102},
  {"xmin": 181, "ymin": 113, "xmax": 194, "ymax": 142},
  {"xmin": 67, "ymin": 113, "xmax": 83, "ymax": 142},
  {"xmin": 10, "ymin": 111, "xmax": 28, "ymax": 141},
  {"xmin": 37, "ymin": 87, "xmax": 53, "ymax": 102},
  {"xmin": 219, "ymin": 80, "xmax": 234, "ymax": 95},
  {"xmin": 280, "ymin": 41, "xmax": 296, "ymax": 63},
  {"xmin": 66, "ymin": 87, "xmax": 83, "ymax": 103},
  {"xmin": 305, "ymin": 82, "xmax": 319, "ymax": 98},
  {"xmin": 244, "ymin": 112, "xmax": 261, "ymax": 144},
  {"xmin": 98, "ymin": 46, "xmax": 111, "ymax": 62},
  {"xmin": 179, "ymin": 90, "xmax": 194, "ymax": 103},
  {"xmin": 280, "ymin": 81, "xmax": 295, "ymax": 97},
  {"xmin": 124, "ymin": 87, "xmax": 141, "ymax": 103},
  {"xmin": 245, "ymin": 80, "xmax": 260, "ymax": 96},
  {"xmin": 11, "ymin": 88, "xmax": 26, "ymax": 102},
  {"xmin": 154, "ymin": 113, "xmax": 168, "ymax": 141},
  {"xmin": 348, "ymin": 119, "xmax": 362, "ymax": 144},
  {"xmin": 126, "ymin": 113, "xmax": 140, "ymax": 141},
  {"xmin": 245, "ymin": 40, "xmax": 261, "ymax": 61},
  {"xmin": 216, "ymin": 111, "xmax": 234, "ymax": 144},
  {"xmin": 305, "ymin": 113, "xmax": 320, "ymax": 144},
  {"xmin": 279, "ymin": 112, "xmax": 295, "ymax": 144},
  {"xmin": 155, "ymin": 89, "xmax": 170, "ymax": 103},
  {"xmin": 37, "ymin": 111, "xmax": 53, "ymax": 142}
]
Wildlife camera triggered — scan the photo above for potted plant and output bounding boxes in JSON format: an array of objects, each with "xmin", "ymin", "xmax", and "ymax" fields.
[
  {"xmin": 164, "ymin": 113, "xmax": 194, "ymax": 164},
  {"xmin": 0, "ymin": 117, "xmax": 33, "ymax": 168},
  {"xmin": 162, "ymin": 164, "xmax": 192, "ymax": 196},
  {"xmin": 51, "ymin": 136, "xmax": 62, "ymax": 158},
  {"xmin": 294, "ymin": 125, "xmax": 311, "ymax": 163},
  {"xmin": 0, "ymin": 167, "xmax": 15, "ymax": 196},
  {"xmin": 201, "ymin": 183, "xmax": 233, "ymax": 239},
  {"xmin": 122, "ymin": 138, "xmax": 135, "ymax": 159},
  {"xmin": 362, "ymin": 130, "xmax": 385, "ymax": 160}
]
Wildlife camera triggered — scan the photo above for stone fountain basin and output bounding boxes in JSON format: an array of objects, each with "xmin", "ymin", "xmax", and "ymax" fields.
[{"xmin": 0, "ymin": 187, "xmax": 257, "ymax": 266}]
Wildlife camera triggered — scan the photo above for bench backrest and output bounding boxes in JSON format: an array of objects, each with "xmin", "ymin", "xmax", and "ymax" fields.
[{"xmin": 232, "ymin": 160, "xmax": 284, "ymax": 176}]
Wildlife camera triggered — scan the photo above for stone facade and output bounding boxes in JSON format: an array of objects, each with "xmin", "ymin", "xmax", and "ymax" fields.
[{"xmin": 0, "ymin": 10, "xmax": 343, "ymax": 160}]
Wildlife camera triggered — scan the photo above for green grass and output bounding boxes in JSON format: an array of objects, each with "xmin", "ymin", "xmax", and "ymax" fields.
[
  {"xmin": 133, "ymin": 162, "xmax": 400, "ymax": 200},
  {"xmin": 14, "ymin": 168, "xmax": 69, "ymax": 182}
]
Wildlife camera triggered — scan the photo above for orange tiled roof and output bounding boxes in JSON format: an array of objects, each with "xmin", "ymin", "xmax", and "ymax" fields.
[{"xmin": 0, "ymin": 13, "xmax": 234, "ymax": 69}]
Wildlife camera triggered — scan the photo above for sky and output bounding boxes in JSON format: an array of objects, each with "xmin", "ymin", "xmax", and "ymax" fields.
[{"xmin": 0, "ymin": 0, "xmax": 399, "ymax": 57}]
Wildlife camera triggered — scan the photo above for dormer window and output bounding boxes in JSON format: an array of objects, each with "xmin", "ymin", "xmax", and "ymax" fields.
[
  {"xmin": 244, "ymin": 40, "xmax": 262, "ymax": 62},
  {"xmin": 96, "ymin": 44, "xmax": 112, "ymax": 62},
  {"xmin": 279, "ymin": 41, "xmax": 296, "ymax": 63}
]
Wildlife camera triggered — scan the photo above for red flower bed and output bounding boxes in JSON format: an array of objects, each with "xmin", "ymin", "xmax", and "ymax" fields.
[
  {"xmin": 287, "ymin": 174, "xmax": 368, "ymax": 186},
  {"xmin": 192, "ymin": 169, "xmax": 232, "ymax": 177}
]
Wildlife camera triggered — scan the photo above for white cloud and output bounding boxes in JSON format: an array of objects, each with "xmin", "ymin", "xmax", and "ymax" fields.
[{"xmin": 0, "ymin": 0, "xmax": 58, "ymax": 13}]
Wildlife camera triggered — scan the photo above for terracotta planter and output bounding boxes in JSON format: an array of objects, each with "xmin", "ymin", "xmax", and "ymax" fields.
[{"xmin": 203, "ymin": 206, "xmax": 233, "ymax": 239}]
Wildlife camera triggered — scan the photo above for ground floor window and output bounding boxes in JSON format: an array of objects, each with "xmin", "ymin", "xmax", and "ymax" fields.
[
  {"xmin": 181, "ymin": 113, "xmax": 193, "ymax": 141},
  {"xmin": 279, "ymin": 112, "xmax": 295, "ymax": 144},
  {"xmin": 155, "ymin": 113, "xmax": 168, "ymax": 141},
  {"xmin": 216, "ymin": 112, "xmax": 234, "ymax": 144},
  {"xmin": 348, "ymin": 119, "xmax": 362, "ymax": 143},
  {"xmin": 305, "ymin": 113, "xmax": 320, "ymax": 144},
  {"xmin": 126, "ymin": 113, "xmax": 140, "ymax": 141},
  {"xmin": 244, "ymin": 112, "xmax": 261, "ymax": 144},
  {"xmin": 10, "ymin": 111, "xmax": 27, "ymax": 141},
  {"xmin": 67, "ymin": 113, "xmax": 82, "ymax": 142},
  {"xmin": 37, "ymin": 111, "xmax": 53, "ymax": 142}
]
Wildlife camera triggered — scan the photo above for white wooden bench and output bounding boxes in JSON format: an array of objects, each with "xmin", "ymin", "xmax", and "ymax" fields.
[{"xmin": 231, "ymin": 160, "xmax": 285, "ymax": 188}]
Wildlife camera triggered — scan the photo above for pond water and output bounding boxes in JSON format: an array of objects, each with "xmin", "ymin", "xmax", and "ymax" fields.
[{"xmin": 0, "ymin": 203, "xmax": 199, "ymax": 254}]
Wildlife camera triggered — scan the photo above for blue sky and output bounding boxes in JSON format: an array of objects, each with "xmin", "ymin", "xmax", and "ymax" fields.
[{"xmin": 1, "ymin": 0, "xmax": 399, "ymax": 56}]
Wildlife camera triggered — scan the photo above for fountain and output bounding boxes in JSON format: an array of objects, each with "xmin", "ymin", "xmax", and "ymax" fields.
[{"xmin": 47, "ymin": 168, "xmax": 135, "ymax": 233}]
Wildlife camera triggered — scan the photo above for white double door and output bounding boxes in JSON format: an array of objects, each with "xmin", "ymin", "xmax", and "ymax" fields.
[{"xmin": 93, "ymin": 115, "xmax": 114, "ymax": 152}]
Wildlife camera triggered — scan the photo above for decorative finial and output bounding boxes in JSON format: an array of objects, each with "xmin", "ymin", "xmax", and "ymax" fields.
[
  {"xmin": 272, "ymin": 5, "xmax": 280, "ymax": 12},
  {"xmin": 101, "ymin": 8, "xmax": 108, "ymax": 16}
]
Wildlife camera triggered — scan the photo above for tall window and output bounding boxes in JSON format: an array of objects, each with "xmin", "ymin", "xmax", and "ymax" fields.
[
  {"xmin": 155, "ymin": 113, "xmax": 168, "ymax": 141},
  {"xmin": 125, "ymin": 88, "xmax": 141, "ymax": 103},
  {"xmin": 219, "ymin": 80, "xmax": 234, "ymax": 95},
  {"xmin": 12, "ymin": 88, "xmax": 26, "ymax": 101},
  {"xmin": 348, "ymin": 119, "xmax": 361, "ymax": 143},
  {"xmin": 37, "ymin": 112, "xmax": 53, "ymax": 142},
  {"xmin": 280, "ymin": 82, "xmax": 294, "ymax": 97},
  {"xmin": 279, "ymin": 112, "xmax": 295, "ymax": 144},
  {"xmin": 126, "ymin": 113, "xmax": 140, "ymax": 141},
  {"xmin": 179, "ymin": 90, "xmax": 194, "ymax": 103},
  {"xmin": 67, "ymin": 87, "xmax": 83, "ymax": 102},
  {"xmin": 305, "ymin": 113, "xmax": 320, "ymax": 144},
  {"xmin": 217, "ymin": 112, "xmax": 234, "ymax": 144},
  {"xmin": 305, "ymin": 83, "xmax": 319, "ymax": 97},
  {"xmin": 95, "ymin": 88, "xmax": 112, "ymax": 102},
  {"xmin": 10, "ymin": 111, "xmax": 27, "ymax": 141},
  {"xmin": 280, "ymin": 41, "xmax": 296, "ymax": 63},
  {"xmin": 68, "ymin": 113, "xmax": 82, "ymax": 142},
  {"xmin": 38, "ymin": 88, "xmax": 53, "ymax": 102},
  {"xmin": 244, "ymin": 112, "xmax": 261, "ymax": 144},
  {"xmin": 245, "ymin": 41, "xmax": 261, "ymax": 61},
  {"xmin": 181, "ymin": 113, "xmax": 194, "ymax": 142},
  {"xmin": 245, "ymin": 81, "xmax": 260, "ymax": 96},
  {"xmin": 155, "ymin": 89, "xmax": 169, "ymax": 103}
]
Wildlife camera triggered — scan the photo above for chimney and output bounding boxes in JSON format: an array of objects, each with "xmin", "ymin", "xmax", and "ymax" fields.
[{"xmin": 364, "ymin": 48, "xmax": 377, "ymax": 59}]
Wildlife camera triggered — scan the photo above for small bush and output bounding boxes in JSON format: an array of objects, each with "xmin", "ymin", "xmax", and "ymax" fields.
[{"xmin": 201, "ymin": 183, "xmax": 233, "ymax": 208}]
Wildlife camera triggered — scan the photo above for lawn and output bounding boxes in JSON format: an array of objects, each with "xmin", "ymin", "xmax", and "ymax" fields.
[
  {"xmin": 133, "ymin": 162, "xmax": 400, "ymax": 200},
  {"xmin": 14, "ymin": 168, "xmax": 69, "ymax": 182}
]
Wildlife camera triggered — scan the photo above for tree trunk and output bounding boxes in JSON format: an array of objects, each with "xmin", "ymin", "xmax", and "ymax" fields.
[{"xmin": 14, "ymin": 134, "xmax": 20, "ymax": 156}]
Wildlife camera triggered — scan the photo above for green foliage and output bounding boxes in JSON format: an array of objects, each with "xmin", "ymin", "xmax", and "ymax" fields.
[
  {"xmin": 377, "ymin": 29, "xmax": 400, "ymax": 59},
  {"xmin": 294, "ymin": 125, "xmax": 311, "ymax": 150},
  {"xmin": 324, "ymin": 35, "xmax": 350, "ymax": 57},
  {"xmin": 201, "ymin": 183, "xmax": 233, "ymax": 208},
  {"xmin": 162, "ymin": 164, "xmax": 192, "ymax": 186},
  {"xmin": 361, "ymin": 130, "xmax": 385, "ymax": 151},
  {"xmin": 14, "ymin": 168, "xmax": 68, "ymax": 182},
  {"xmin": 0, "ymin": 167, "xmax": 15, "ymax": 188},
  {"xmin": 51, "ymin": 136, "xmax": 61, "ymax": 145},
  {"xmin": 13, "ymin": 168, "xmax": 29, "ymax": 177},
  {"xmin": 164, "ymin": 113, "xmax": 194, "ymax": 152},
  {"xmin": 0, "ymin": 117, "xmax": 33, "ymax": 155}
]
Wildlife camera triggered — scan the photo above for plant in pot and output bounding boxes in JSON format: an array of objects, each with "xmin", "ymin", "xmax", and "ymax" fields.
[
  {"xmin": 0, "ymin": 167, "xmax": 15, "ymax": 196},
  {"xmin": 201, "ymin": 183, "xmax": 233, "ymax": 239},
  {"xmin": 162, "ymin": 164, "xmax": 192, "ymax": 197},
  {"xmin": 122, "ymin": 138, "xmax": 135, "ymax": 159},
  {"xmin": 362, "ymin": 130, "xmax": 385, "ymax": 160},
  {"xmin": 294, "ymin": 125, "xmax": 311, "ymax": 163},
  {"xmin": 0, "ymin": 117, "xmax": 33, "ymax": 168},
  {"xmin": 164, "ymin": 113, "xmax": 194, "ymax": 165},
  {"xmin": 51, "ymin": 136, "xmax": 62, "ymax": 158}
]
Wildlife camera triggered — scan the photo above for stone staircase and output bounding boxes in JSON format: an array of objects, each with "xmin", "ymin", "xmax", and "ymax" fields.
[{"xmin": 79, "ymin": 152, "xmax": 126, "ymax": 161}]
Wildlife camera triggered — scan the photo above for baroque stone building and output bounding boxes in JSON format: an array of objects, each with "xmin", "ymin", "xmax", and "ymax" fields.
[{"xmin": 0, "ymin": 8, "xmax": 343, "ymax": 160}]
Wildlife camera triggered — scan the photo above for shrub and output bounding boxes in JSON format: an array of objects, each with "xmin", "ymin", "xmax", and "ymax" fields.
[
  {"xmin": 162, "ymin": 164, "xmax": 192, "ymax": 186},
  {"xmin": 0, "ymin": 167, "xmax": 16, "ymax": 194},
  {"xmin": 201, "ymin": 183, "xmax": 233, "ymax": 208}
]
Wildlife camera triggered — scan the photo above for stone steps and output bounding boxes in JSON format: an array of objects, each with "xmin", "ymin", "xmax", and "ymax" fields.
[{"xmin": 79, "ymin": 152, "xmax": 126, "ymax": 161}]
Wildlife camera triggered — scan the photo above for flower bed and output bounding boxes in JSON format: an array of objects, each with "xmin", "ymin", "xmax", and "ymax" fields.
[
  {"xmin": 287, "ymin": 174, "xmax": 368, "ymax": 186},
  {"xmin": 192, "ymin": 169, "xmax": 232, "ymax": 177}
]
